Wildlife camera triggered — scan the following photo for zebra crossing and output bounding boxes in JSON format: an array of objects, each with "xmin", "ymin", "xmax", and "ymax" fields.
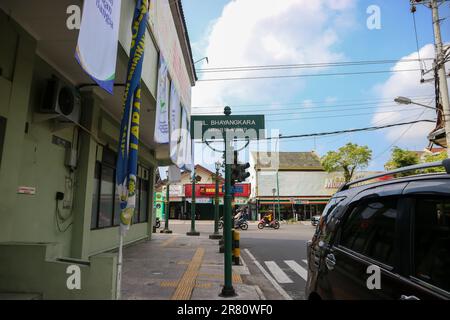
[{"xmin": 263, "ymin": 259, "xmax": 308, "ymax": 284}]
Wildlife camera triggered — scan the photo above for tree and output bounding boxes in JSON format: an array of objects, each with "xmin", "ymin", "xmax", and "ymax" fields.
[
  {"xmin": 384, "ymin": 147, "xmax": 419, "ymax": 171},
  {"xmin": 423, "ymin": 150, "xmax": 448, "ymax": 173},
  {"xmin": 321, "ymin": 143, "xmax": 372, "ymax": 183}
]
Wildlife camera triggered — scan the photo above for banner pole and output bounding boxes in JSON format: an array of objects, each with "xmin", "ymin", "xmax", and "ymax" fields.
[{"xmin": 116, "ymin": 232, "xmax": 124, "ymax": 300}]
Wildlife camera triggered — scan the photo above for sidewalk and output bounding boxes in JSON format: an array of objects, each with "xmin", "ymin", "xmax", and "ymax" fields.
[{"xmin": 120, "ymin": 231, "xmax": 265, "ymax": 300}]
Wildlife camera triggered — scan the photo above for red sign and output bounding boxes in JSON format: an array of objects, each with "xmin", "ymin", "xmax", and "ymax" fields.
[{"xmin": 185, "ymin": 183, "xmax": 250, "ymax": 198}]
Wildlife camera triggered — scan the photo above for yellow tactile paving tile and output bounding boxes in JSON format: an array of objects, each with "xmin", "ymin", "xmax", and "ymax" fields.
[{"xmin": 171, "ymin": 248, "xmax": 205, "ymax": 300}]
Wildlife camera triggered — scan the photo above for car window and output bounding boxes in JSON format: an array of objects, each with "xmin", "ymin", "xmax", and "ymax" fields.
[
  {"xmin": 339, "ymin": 198, "xmax": 397, "ymax": 267},
  {"xmin": 413, "ymin": 198, "xmax": 450, "ymax": 293}
]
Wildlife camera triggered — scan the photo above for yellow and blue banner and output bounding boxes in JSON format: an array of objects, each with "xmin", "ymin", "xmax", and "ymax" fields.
[{"xmin": 116, "ymin": 0, "xmax": 149, "ymax": 233}]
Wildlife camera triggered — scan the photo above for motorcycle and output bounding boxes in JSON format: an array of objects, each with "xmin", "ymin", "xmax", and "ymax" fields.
[
  {"xmin": 218, "ymin": 218, "xmax": 248, "ymax": 230},
  {"xmin": 155, "ymin": 217, "xmax": 161, "ymax": 228},
  {"xmin": 257, "ymin": 218, "xmax": 280, "ymax": 230},
  {"xmin": 234, "ymin": 219, "xmax": 248, "ymax": 230}
]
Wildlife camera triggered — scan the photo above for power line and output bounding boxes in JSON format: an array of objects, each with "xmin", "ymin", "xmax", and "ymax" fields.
[
  {"xmin": 264, "ymin": 107, "xmax": 428, "ymax": 122},
  {"xmin": 256, "ymin": 119, "xmax": 436, "ymax": 141},
  {"xmin": 196, "ymin": 104, "xmax": 427, "ymax": 117},
  {"xmin": 196, "ymin": 58, "xmax": 434, "ymax": 73},
  {"xmin": 197, "ymin": 69, "xmax": 423, "ymax": 82},
  {"xmin": 193, "ymin": 95, "xmax": 434, "ymax": 110}
]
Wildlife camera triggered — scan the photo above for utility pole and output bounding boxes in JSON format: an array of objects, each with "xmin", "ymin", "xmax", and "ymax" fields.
[{"xmin": 431, "ymin": 0, "xmax": 450, "ymax": 154}]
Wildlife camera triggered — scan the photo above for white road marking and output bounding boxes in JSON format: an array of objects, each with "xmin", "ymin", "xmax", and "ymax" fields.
[
  {"xmin": 264, "ymin": 261, "xmax": 293, "ymax": 284},
  {"xmin": 302, "ymin": 259, "xmax": 308, "ymax": 265},
  {"xmin": 285, "ymin": 260, "xmax": 308, "ymax": 281},
  {"xmin": 243, "ymin": 249, "xmax": 293, "ymax": 300}
]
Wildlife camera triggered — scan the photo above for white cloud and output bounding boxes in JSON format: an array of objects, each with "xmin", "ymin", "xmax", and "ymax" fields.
[
  {"xmin": 192, "ymin": 0, "xmax": 357, "ymax": 113},
  {"xmin": 371, "ymin": 44, "xmax": 449, "ymax": 148}
]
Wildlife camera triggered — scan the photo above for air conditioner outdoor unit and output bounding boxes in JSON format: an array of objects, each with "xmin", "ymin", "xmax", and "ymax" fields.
[{"xmin": 39, "ymin": 77, "xmax": 81, "ymax": 124}]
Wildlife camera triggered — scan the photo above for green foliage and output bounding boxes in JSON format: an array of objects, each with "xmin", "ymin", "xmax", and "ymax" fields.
[
  {"xmin": 321, "ymin": 143, "xmax": 372, "ymax": 183},
  {"xmin": 423, "ymin": 151, "xmax": 448, "ymax": 173},
  {"xmin": 384, "ymin": 147, "xmax": 419, "ymax": 171}
]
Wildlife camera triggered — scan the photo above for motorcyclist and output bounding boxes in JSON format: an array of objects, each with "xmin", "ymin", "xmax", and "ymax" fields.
[
  {"xmin": 234, "ymin": 208, "xmax": 246, "ymax": 227},
  {"xmin": 263, "ymin": 210, "xmax": 274, "ymax": 225}
]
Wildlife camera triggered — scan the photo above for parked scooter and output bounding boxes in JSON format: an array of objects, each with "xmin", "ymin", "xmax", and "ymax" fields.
[
  {"xmin": 257, "ymin": 218, "xmax": 280, "ymax": 229},
  {"xmin": 218, "ymin": 217, "xmax": 224, "ymax": 229}
]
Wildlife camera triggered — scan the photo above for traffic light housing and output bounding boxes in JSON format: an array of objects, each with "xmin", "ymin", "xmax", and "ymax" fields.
[{"xmin": 231, "ymin": 151, "xmax": 251, "ymax": 186}]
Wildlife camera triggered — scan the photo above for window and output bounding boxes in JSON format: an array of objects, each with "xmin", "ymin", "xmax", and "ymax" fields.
[
  {"xmin": 91, "ymin": 148, "xmax": 150, "ymax": 229},
  {"xmin": 413, "ymin": 198, "xmax": 450, "ymax": 292},
  {"xmin": 340, "ymin": 198, "xmax": 397, "ymax": 266}
]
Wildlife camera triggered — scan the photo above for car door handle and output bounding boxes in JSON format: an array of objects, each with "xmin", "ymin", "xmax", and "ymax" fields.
[
  {"xmin": 400, "ymin": 295, "xmax": 420, "ymax": 300},
  {"xmin": 325, "ymin": 253, "xmax": 336, "ymax": 271}
]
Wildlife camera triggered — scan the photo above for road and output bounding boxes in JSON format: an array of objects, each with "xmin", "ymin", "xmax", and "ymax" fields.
[
  {"xmin": 167, "ymin": 220, "xmax": 315, "ymax": 300},
  {"xmin": 239, "ymin": 223, "xmax": 315, "ymax": 300}
]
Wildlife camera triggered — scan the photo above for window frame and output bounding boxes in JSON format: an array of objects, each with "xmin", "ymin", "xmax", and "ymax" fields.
[
  {"xmin": 91, "ymin": 149, "xmax": 151, "ymax": 230},
  {"xmin": 335, "ymin": 195, "xmax": 402, "ymax": 271},
  {"xmin": 408, "ymin": 195, "xmax": 450, "ymax": 296}
]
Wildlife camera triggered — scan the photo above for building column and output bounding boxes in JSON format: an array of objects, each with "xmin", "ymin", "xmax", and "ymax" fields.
[
  {"xmin": 0, "ymin": 32, "xmax": 36, "ymax": 242},
  {"xmin": 70, "ymin": 89, "xmax": 102, "ymax": 260}
]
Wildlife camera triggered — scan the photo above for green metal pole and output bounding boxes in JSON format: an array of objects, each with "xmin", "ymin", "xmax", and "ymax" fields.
[
  {"xmin": 210, "ymin": 165, "xmax": 222, "ymax": 239},
  {"xmin": 161, "ymin": 181, "xmax": 172, "ymax": 234},
  {"xmin": 221, "ymin": 106, "xmax": 236, "ymax": 297},
  {"xmin": 187, "ymin": 168, "xmax": 200, "ymax": 236}
]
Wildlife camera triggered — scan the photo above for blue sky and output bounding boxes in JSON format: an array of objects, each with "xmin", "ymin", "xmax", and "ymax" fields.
[{"xmin": 182, "ymin": 0, "xmax": 450, "ymax": 171}]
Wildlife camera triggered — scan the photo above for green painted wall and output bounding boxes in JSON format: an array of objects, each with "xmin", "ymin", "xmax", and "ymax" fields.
[
  {"xmin": 0, "ymin": 10, "xmax": 158, "ymax": 298},
  {"xmin": 0, "ymin": 243, "xmax": 117, "ymax": 299}
]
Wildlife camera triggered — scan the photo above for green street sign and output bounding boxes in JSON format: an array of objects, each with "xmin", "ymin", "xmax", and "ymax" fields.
[{"xmin": 191, "ymin": 115, "xmax": 265, "ymax": 141}]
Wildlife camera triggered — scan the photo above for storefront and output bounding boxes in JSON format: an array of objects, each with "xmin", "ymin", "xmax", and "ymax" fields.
[
  {"xmin": 257, "ymin": 197, "xmax": 329, "ymax": 220},
  {"xmin": 184, "ymin": 183, "xmax": 251, "ymax": 220}
]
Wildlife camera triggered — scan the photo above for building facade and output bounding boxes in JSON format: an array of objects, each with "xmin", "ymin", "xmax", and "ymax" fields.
[
  {"xmin": 0, "ymin": 0, "xmax": 195, "ymax": 299},
  {"xmin": 249, "ymin": 152, "xmax": 383, "ymax": 220},
  {"xmin": 156, "ymin": 165, "xmax": 251, "ymax": 220}
]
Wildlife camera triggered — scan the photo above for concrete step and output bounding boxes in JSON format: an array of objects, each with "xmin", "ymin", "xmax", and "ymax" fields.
[{"xmin": 0, "ymin": 292, "xmax": 42, "ymax": 300}]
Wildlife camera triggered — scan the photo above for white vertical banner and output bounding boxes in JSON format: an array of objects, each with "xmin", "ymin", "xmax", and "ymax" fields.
[
  {"xmin": 185, "ymin": 113, "xmax": 194, "ymax": 172},
  {"xmin": 75, "ymin": 0, "xmax": 122, "ymax": 94},
  {"xmin": 168, "ymin": 165, "xmax": 181, "ymax": 183},
  {"xmin": 154, "ymin": 55, "xmax": 170, "ymax": 144},
  {"xmin": 174, "ymin": 106, "xmax": 188, "ymax": 169},
  {"xmin": 169, "ymin": 84, "xmax": 182, "ymax": 165}
]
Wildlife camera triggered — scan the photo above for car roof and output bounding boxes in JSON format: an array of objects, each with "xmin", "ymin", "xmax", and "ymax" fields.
[{"xmin": 333, "ymin": 172, "xmax": 450, "ymax": 199}]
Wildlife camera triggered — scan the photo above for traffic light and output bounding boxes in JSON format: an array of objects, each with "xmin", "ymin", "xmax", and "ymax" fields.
[{"xmin": 231, "ymin": 151, "xmax": 251, "ymax": 186}]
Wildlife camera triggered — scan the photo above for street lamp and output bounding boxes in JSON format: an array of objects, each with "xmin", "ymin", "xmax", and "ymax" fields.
[
  {"xmin": 187, "ymin": 168, "xmax": 200, "ymax": 236},
  {"xmin": 209, "ymin": 161, "xmax": 222, "ymax": 240},
  {"xmin": 394, "ymin": 96, "xmax": 440, "ymax": 112},
  {"xmin": 161, "ymin": 170, "xmax": 172, "ymax": 234}
]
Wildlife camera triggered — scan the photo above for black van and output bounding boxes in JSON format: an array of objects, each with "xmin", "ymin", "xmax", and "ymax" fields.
[{"xmin": 305, "ymin": 160, "xmax": 450, "ymax": 300}]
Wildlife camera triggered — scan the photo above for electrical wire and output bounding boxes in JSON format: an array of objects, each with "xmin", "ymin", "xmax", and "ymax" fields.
[
  {"xmin": 193, "ymin": 95, "xmax": 434, "ymax": 110},
  {"xmin": 412, "ymin": 10, "xmax": 426, "ymax": 73},
  {"xmin": 196, "ymin": 58, "xmax": 434, "ymax": 73},
  {"xmin": 372, "ymin": 108, "xmax": 429, "ymax": 161},
  {"xmin": 55, "ymin": 199, "xmax": 73, "ymax": 233},
  {"xmin": 197, "ymin": 69, "xmax": 423, "ymax": 82},
  {"xmin": 264, "ymin": 107, "xmax": 427, "ymax": 122},
  {"xmin": 252, "ymin": 119, "xmax": 436, "ymax": 141},
  {"xmin": 198, "ymin": 104, "xmax": 429, "ymax": 117}
]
